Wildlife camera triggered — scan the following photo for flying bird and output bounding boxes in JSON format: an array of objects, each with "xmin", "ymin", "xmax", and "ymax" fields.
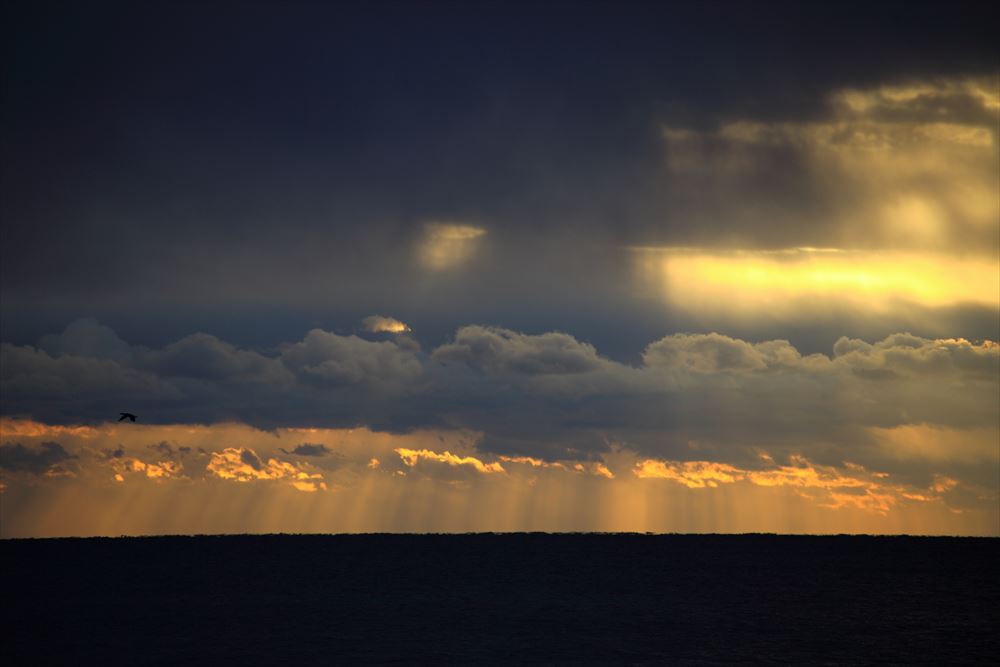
[{"xmin": 118, "ymin": 412, "xmax": 137, "ymax": 422}]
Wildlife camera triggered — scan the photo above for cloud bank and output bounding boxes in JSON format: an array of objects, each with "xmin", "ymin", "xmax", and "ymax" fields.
[{"xmin": 3, "ymin": 319, "xmax": 996, "ymax": 493}]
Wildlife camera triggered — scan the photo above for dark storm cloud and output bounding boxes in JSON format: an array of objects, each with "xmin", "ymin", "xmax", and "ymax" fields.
[
  {"xmin": 1, "ymin": 1, "xmax": 996, "ymax": 352},
  {"xmin": 0, "ymin": 441, "xmax": 75, "ymax": 474},
  {"xmin": 4, "ymin": 320, "xmax": 997, "ymax": 488}
]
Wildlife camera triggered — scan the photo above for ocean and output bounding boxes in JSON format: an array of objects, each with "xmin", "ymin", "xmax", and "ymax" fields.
[{"xmin": 3, "ymin": 534, "xmax": 997, "ymax": 664}]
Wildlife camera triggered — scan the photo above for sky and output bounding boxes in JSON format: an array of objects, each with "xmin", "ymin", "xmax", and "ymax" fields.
[{"xmin": 1, "ymin": 1, "xmax": 998, "ymax": 537}]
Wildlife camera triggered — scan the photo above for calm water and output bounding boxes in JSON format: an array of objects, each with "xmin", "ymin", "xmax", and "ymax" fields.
[{"xmin": 3, "ymin": 534, "xmax": 997, "ymax": 665}]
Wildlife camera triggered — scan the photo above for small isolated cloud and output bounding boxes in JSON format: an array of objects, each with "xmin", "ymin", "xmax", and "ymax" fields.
[
  {"xmin": 362, "ymin": 315, "xmax": 410, "ymax": 334},
  {"xmin": 0, "ymin": 441, "xmax": 75, "ymax": 474},
  {"xmin": 38, "ymin": 318, "xmax": 132, "ymax": 362},
  {"xmin": 282, "ymin": 443, "xmax": 334, "ymax": 457}
]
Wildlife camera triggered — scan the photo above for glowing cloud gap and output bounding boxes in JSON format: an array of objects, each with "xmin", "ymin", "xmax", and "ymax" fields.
[
  {"xmin": 632, "ymin": 247, "xmax": 1000, "ymax": 314},
  {"xmin": 417, "ymin": 222, "xmax": 486, "ymax": 270}
]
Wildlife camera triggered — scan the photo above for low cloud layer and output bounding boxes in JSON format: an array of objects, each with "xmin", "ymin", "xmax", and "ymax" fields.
[
  {"xmin": 3, "ymin": 319, "xmax": 996, "ymax": 495},
  {"xmin": 0, "ymin": 420, "xmax": 993, "ymax": 537}
]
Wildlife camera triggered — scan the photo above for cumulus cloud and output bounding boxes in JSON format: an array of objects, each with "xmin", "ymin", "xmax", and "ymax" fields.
[
  {"xmin": 0, "ymin": 441, "xmax": 75, "ymax": 474},
  {"xmin": 38, "ymin": 318, "xmax": 133, "ymax": 363},
  {"xmin": 434, "ymin": 326, "xmax": 605, "ymax": 375},
  {"xmin": 832, "ymin": 334, "xmax": 999, "ymax": 378},
  {"xmin": 140, "ymin": 333, "xmax": 287, "ymax": 383},
  {"xmin": 280, "ymin": 329, "xmax": 422, "ymax": 388},
  {"xmin": 644, "ymin": 333, "xmax": 776, "ymax": 372}
]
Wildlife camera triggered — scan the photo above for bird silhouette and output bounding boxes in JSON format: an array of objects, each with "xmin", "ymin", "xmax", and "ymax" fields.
[{"xmin": 118, "ymin": 412, "xmax": 137, "ymax": 422}]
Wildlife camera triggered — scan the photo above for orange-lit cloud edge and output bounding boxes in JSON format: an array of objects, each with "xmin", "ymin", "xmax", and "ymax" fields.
[{"xmin": 2, "ymin": 418, "xmax": 995, "ymax": 537}]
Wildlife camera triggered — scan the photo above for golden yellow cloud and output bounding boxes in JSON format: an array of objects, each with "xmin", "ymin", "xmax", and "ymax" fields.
[
  {"xmin": 206, "ymin": 447, "xmax": 326, "ymax": 492},
  {"xmin": 362, "ymin": 315, "xmax": 410, "ymax": 334},
  {"xmin": 632, "ymin": 454, "xmax": 963, "ymax": 516},
  {"xmin": 395, "ymin": 447, "xmax": 505, "ymax": 474},
  {"xmin": 593, "ymin": 463, "xmax": 615, "ymax": 479},
  {"xmin": 0, "ymin": 418, "xmax": 101, "ymax": 439},
  {"xmin": 113, "ymin": 458, "xmax": 183, "ymax": 481},
  {"xmin": 498, "ymin": 455, "xmax": 567, "ymax": 470}
]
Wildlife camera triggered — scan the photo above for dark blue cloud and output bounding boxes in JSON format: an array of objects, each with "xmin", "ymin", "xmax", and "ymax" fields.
[{"xmin": 0, "ymin": 441, "xmax": 75, "ymax": 474}]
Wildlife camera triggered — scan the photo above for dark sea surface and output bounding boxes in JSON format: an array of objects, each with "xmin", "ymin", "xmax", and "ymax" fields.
[{"xmin": 2, "ymin": 534, "xmax": 997, "ymax": 665}]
